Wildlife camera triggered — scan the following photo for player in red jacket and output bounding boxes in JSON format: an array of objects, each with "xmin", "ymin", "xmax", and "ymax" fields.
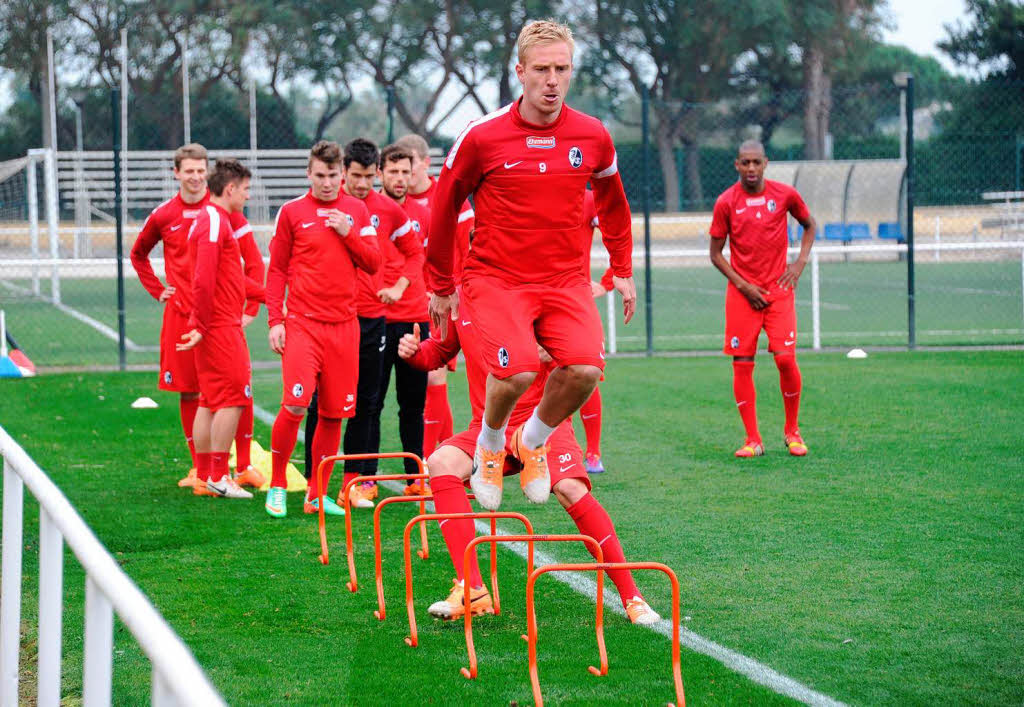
[
  {"xmin": 394, "ymin": 133, "xmax": 473, "ymax": 461},
  {"xmin": 426, "ymin": 20, "xmax": 636, "ymax": 511},
  {"xmin": 130, "ymin": 143, "xmax": 264, "ymax": 489},
  {"xmin": 397, "ymin": 311, "xmax": 659, "ymax": 624},
  {"xmin": 709, "ymin": 140, "xmax": 817, "ymax": 458},
  {"xmin": 177, "ymin": 159, "xmax": 265, "ymax": 498},
  {"xmin": 264, "ymin": 141, "xmax": 382, "ymax": 518}
]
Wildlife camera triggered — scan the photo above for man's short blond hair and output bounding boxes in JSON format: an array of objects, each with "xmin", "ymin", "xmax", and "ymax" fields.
[
  {"xmin": 517, "ymin": 19, "xmax": 575, "ymax": 65},
  {"xmin": 173, "ymin": 143, "xmax": 207, "ymax": 169},
  {"xmin": 394, "ymin": 134, "xmax": 430, "ymax": 161}
]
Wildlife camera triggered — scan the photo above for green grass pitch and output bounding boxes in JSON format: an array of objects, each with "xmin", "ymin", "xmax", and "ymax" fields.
[{"xmin": 1, "ymin": 351, "xmax": 1022, "ymax": 704}]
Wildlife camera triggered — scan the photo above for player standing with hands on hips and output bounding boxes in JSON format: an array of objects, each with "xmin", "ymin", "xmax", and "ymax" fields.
[
  {"xmin": 426, "ymin": 19, "xmax": 636, "ymax": 511},
  {"xmin": 709, "ymin": 140, "xmax": 817, "ymax": 458}
]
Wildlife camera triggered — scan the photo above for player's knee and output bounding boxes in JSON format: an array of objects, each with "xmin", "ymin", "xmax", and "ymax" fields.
[
  {"xmin": 553, "ymin": 478, "xmax": 588, "ymax": 508},
  {"xmin": 774, "ymin": 352, "xmax": 798, "ymax": 373},
  {"xmin": 283, "ymin": 404, "xmax": 306, "ymax": 417},
  {"xmin": 427, "ymin": 446, "xmax": 471, "ymax": 482},
  {"xmin": 562, "ymin": 364, "xmax": 602, "ymax": 391}
]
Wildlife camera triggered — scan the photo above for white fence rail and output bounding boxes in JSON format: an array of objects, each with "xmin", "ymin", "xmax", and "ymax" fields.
[{"xmin": 0, "ymin": 425, "xmax": 224, "ymax": 706}]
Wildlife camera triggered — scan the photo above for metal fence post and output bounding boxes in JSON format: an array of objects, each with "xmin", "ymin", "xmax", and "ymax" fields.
[
  {"xmin": 905, "ymin": 75, "xmax": 916, "ymax": 349},
  {"xmin": 82, "ymin": 578, "xmax": 113, "ymax": 707},
  {"xmin": 38, "ymin": 509, "xmax": 64, "ymax": 707},
  {"xmin": 0, "ymin": 460, "xmax": 24, "ymax": 706},
  {"xmin": 811, "ymin": 251, "xmax": 821, "ymax": 350},
  {"xmin": 26, "ymin": 154, "xmax": 40, "ymax": 296},
  {"xmin": 112, "ymin": 89, "xmax": 127, "ymax": 370},
  {"xmin": 44, "ymin": 148, "xmax": 60, "ymax": 304},
  {"xmin": 641, "ymin": 85, "xmax": 653, "ymax": 356}
]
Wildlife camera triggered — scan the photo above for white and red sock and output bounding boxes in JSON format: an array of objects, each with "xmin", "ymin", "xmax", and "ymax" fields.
[
  {"xmin": 732, "ymin": 360, "xmax": 761, "ymax": 443},
  {"xmin": 270, "ymin": 407, "xmax": 303, "ymax": 489},
  {"xmin": 179, "ymin": 396, "xmax": 199, "ymax": 467},
  {"xmin": 579, "ymin": 386, "xmax": 603, "ymax": 457},
  {"xmin": 521, "ymin": 409, "xmax": 556, "ymax": 450},
  {"xmin": 566, "ymin": 492, "xmax": 640, "ymax": 608},
  {"xmin": 431, "ymin": 474, "xmax": 483, "ymax": 588}
]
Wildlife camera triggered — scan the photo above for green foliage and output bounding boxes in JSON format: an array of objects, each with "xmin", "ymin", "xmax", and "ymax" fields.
[{"xmin": 939, "ymin": 0, "xmax": 1023, "ymax": 79}]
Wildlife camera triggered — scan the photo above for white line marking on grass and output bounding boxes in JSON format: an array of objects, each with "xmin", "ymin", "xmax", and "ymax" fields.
[
  {"xmin": 252, "ymin": 402, "xmax": 845, "ymax": 706},
  {"xmin": 0, "ymin": 278, "xmax": 144, "ymax": 351}
]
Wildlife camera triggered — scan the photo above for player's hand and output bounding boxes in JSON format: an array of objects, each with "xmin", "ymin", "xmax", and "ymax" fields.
[
  {"xmin": 777, "ymin": 259, "xmax": 807, "ymax": 291},
  {"xmin": 741, "ymin": 282, "xmax": 771, "ymax": 310},
  {"xmin": 590, "ymin": 280, "xmax": 606, "ymax": 299},
  {"xmin": 159, "ymin": 286, "xmax": 176, "ymax": 303},
  {"xmin": 177, "ymin": 329, "xmax": 202, "ymax": 351},
  {"xmin": 398, "ymin": 322, "xmax": 422, "ymax": 359},
  {"xmin": 269, "ymin": 323, "xmax": 286, "ymax": 355},
  {"xmin": 429, "ymin": 292, "xmax": 460, "ymax": 339},
  {"xmin": 612, "ymin": 276, "xmax": 637, "ymax": 324},
  {"xmin": 377, "ymin": 284, "xmax": 404, "ymax": 304},
  {"xmin": 241, "ymin": 313, "xmax": 256, "ymax": 327},
  {"xmin": 325, "ymin": 209, "xmax": 352, "ymax": 237}
]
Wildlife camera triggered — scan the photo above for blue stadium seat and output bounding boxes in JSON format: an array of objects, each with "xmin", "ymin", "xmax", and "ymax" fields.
[
  {"xmin": 844, "ymin": 222, "xmax": 871, "ymax": 241},
  {"xmin": 823, "ymin": 223, "xmax": 845, "ymax": 241},
  {"xmin": 788, "ymin": 224, "xmax": 803, "ymax": 243},
  {"xmin": 878, "ymin": 222, "xmax": 904, "ymax": 243}
]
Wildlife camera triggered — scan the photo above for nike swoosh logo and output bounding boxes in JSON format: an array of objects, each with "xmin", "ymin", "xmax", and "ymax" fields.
[
  {"xmin": 503, "ymin": 161, "xmax": 523, "ymax": 169},
  {"xmin": 784, "ymin": 392, "xmax": 799, "ymax": 398},
  {"xmin": 581, "ymin": 414, "xmax": 598, "ymax": 420},
  {"xmin": 343, "ymin": 404, "xmax": 355, "ymax": 411},
  {"xmin": 378, "ymin": 344, "xmax": 386, "ymax": 352},
  {"xmin": 169, "ymin": 224, "xmax": 183, "ymax": 231},
  {"xmin": 735, "ymin": 208, "xmax": 746, "ymax": 214},
  {"xmin": 784, "ymin": 339, "xmax": 795, "ymax": 346},
  {"xmin": 559, "ymin": 464, "xmax": 576, "ymax": 473},
  {"xmin": 461, "ymin": 320, "xmax": 471, "ymax": 326},
  {"xmin": 301, "ymin": 222, "xmax": 315, "ymax": 228}
]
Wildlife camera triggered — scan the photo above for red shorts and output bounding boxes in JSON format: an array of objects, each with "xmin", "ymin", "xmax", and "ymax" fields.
[
  {"xmin": 280, "ymin": 315, "xmax": 359, "ymax": 418},
  {"xmin": 723, "ymin": 282, "xmax": 797, "ymax": 357},
  {"xmin": 443, "ymin": 420, "xmax": 591, "ymax": 492},
  {"xmin": 195, "ymin": 326, "xmax": 252, "ymax": 412},
  {"xmin": 158, "ymin": 304, "xmax": 198, "ymax": 393},
  {"xmin": 461, "ymin": 275, "xmax": 604, "ymax": 378}
]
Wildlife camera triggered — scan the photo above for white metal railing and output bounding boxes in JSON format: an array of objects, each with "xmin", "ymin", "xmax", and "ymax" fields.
[{"xmin": 0, "ymin": 425, "xmax": 224, "ymax": 706}]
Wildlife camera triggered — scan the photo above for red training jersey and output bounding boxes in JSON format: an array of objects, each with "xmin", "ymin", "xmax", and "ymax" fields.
[
  {"xmin": 426, "ymin": 99, "xmax": 633, "ymax": 294},
  {"xmin": 385, "ymin": 196, "xmax": 431, "ymax": 323},
  {"xmin": 406, "ymin": 298, "xmax": 552, "ymax": 428},
  {"xmin": 266, "ymin": 190, "xmax": 381, "ymax": 327},
  {"xmin": 408, "ymin": 176, "xmax": 474, "ymax": 285},
  {"xmin": 709, "ymin": 179, "xmax": 810, "ymax": 289},
  {"xmin": 188, "ymin": 204, "xmax": 265, "ymax": 336},
  {"xmin": 353, "ymin": 189, "xmax": 417, "ymax": 319}
]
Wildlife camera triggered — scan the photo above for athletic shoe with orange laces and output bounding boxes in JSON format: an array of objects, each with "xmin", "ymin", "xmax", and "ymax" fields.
[
  {"xmin": 234, "ymin": 465, "xmax": 266, "ymax": 488},
  {"xmin": 470, "ymin": 445, "xmax": 506, "ymax": 510},
  {"xmin": 428, "ymin": 579, "xmax": 494, "ymax": 620},
  {"xmin": 785, "ymin": 431, "xmax": 808, "ymax": 457},
  {"xmin": 625, "ymin": 596, "xmax": 662, "ymax": 625},
  {"xmin": 510, "ymin": 426, "xmax": 551, "ymax": 504},
  {"xmin": 178, "ymin": 468, "xmax": 197, "ymax": 488},
  {"xmin": 345, "ymin": 481, "xmax": 376, "ymax": 509},
  {"xmin": 192, "ymin": 477, "xmax": 216, "ymax": 496},
  {"xmin": 734, "ymin": 441, "xmax": 765, "ymax": 458},
  {"xmin": 404, "ymin": 480, "xmax": 431, "ymax": 497}
]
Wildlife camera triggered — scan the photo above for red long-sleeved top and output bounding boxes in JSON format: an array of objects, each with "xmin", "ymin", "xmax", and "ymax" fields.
[{"xmin": 354, "ymin": 189, "xmax": 418, "ymax": 319}]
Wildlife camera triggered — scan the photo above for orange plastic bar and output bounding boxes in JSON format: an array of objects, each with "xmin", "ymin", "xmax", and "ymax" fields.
[
  {"xmin": 314, "ymin": 451, "xmax": 426, "ymax": 572},
  {"xmin": 371, "ymin": 495, "xmax": 433, "ymax": 620},
  {"xmin": 461, "ymin": 535, "xmax": 605, "ymax": 681},
  {"xmin": 402, "ymin": 512, "xmax": 533, "ymax": 648},
  {"xmin": 525, "ymin": 562, "xmax": 684, "ymax": 707}
]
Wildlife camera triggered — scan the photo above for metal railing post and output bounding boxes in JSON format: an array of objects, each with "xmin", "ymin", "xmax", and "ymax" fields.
[
  {"xmin": 0, "ymin": 459, "xmax": 24, "ymax": 706},
  {"xmin": 82, "ymin": 577, "xmax": 114, "ymax": 707},
  {"xmin": 38, "ymin": 509, "xmax": 64, "ymax": 706}
]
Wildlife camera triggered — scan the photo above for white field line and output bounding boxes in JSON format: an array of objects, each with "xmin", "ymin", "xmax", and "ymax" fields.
[
  {"xmin": 0, "ymin": 277, "xmax": 145, "ymax": 351},
  {"xmin": 251, "ymin": 403, "xmax": 846, "ymax": 707}
]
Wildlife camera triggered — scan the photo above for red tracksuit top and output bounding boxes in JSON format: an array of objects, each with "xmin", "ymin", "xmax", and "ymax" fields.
[{"xmin": 353, "ymin": 189, "xmax": 418, "ymax": 319}]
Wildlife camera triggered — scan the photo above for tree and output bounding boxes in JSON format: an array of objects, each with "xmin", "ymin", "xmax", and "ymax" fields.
[{"xmin": 939, "ymin": 0, "xmax": 1023, "ymax": 79}]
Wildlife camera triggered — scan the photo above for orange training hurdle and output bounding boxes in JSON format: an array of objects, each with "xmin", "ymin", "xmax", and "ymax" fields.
[{"xmin": 525, "ymin": 561, "xmax": 684, "ymax": 707}]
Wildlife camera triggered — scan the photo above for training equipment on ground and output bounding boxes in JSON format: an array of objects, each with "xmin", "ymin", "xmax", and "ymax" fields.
[
  {"xmin": 130, "ymin": 397, "xmax": 159, "ymax": 409},
  {"xmin": 847, "ymin": 348, "xmax": 868, "ymax": 359},
  {"xmin": 402, "ymin": 511, "xmax": 532, "ymax": 648},
  {"xmin": 231, "ymin": 440, "xmax": 305, "ymax": 492},
  {"xmin": 525, "ymin": 561, "xmax": 684, "ymax": 707},
  {"xmin": 0, "ymin": 311, "xmax": 36, "ymax": 378}
]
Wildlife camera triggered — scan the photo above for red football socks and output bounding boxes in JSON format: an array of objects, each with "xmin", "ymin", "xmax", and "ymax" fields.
[
  {"xmin": 196, "ymin": 451, "xmax": 212, "ymax": 483},
  {"xmin": 579, "ymin": 386, "xmax": 603, "ymax": 457},
  {"xmin": 209, "ymin": 452, "xmax": 229, "ymax": 483},
  {"xmin": 423, "ymin": 384, "xmax": 453, "ymax": 456},
  {"xmin": 270, "ymin": 407, "xmax": 304, "ymax": 489},
  {"xmin": 566, "ymin": 493, "xmax": 639, "ymax": 607},
  {"xmin": 732, "ymin": 360, "xmax": 761, "ymax": 443},
  {"xmin": 431, "ymin": 474, "xmax": 482, "ymax": 588},
  {"xmin": 235, "ymin": 402, "xmax": 254, "ymax": 470},
  {"xmin": 309, "ymin": 417, "xmax": 342, "ymax": 498},
  {"xmin": 179, "ymin": 396, "xmax": 199, "ymax": 467},
  {"xmin": 775, "ymin": 353, "xmax": 802, "ymax": 435}
]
